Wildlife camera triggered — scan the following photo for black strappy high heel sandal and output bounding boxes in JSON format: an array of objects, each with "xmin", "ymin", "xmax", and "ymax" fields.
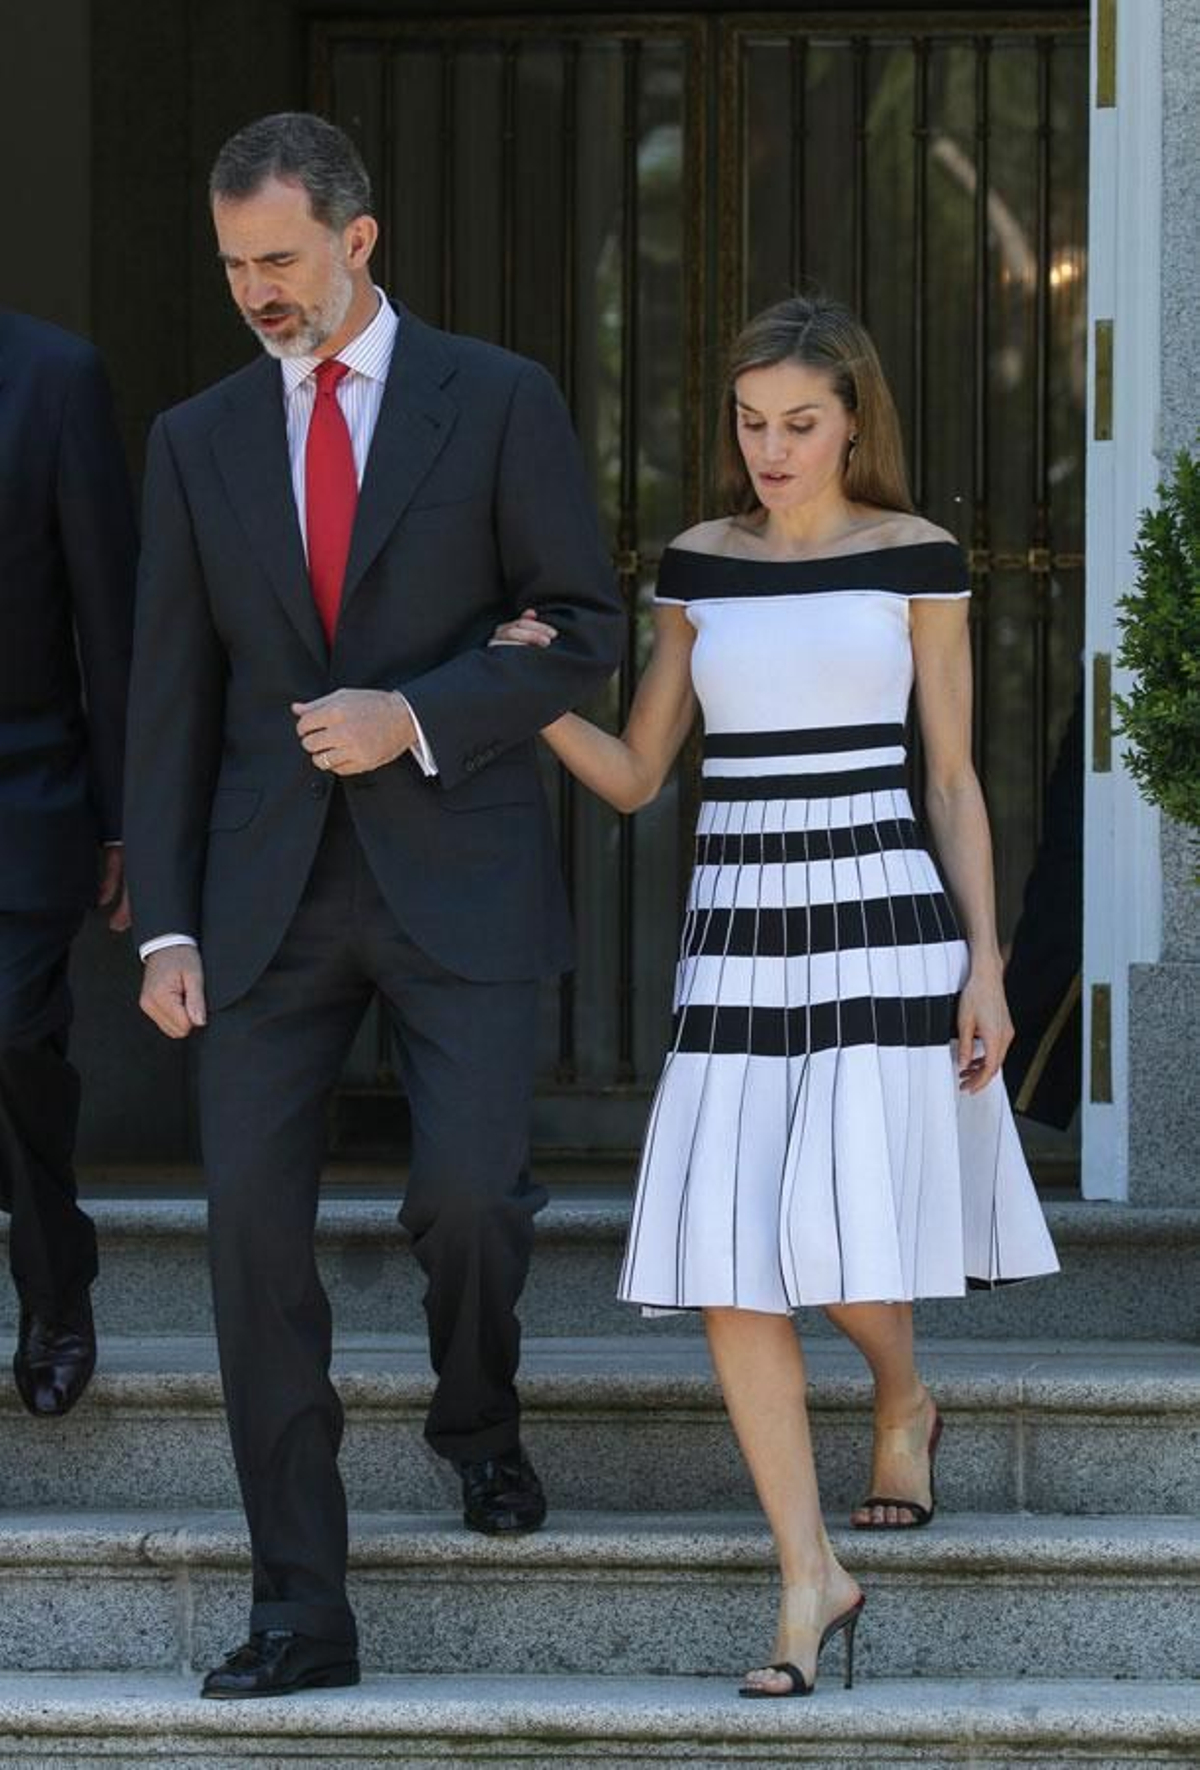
[
  {"xmin": 853, "ymin": 1407, "xmax": 944, "ymax": 1530},
  {"xmin": 738, "ymin": 1593, "xmax": 866, "ymax": 1698}
]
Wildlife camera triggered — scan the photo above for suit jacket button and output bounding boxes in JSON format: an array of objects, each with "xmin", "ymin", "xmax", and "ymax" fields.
[{"xmin": 310, "ymin": 778, "xmax": 330, "ymax": 797}]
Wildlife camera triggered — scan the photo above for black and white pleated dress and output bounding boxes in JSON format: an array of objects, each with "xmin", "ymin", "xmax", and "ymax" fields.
[{"xmin": 618, "ymin": 541, "xmax": 1059, "ymax": 1313}]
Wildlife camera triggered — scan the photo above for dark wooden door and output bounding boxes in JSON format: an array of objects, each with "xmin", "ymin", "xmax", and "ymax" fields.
[{"xmin": 312, "ymin": 9, "xmax": 1089, "ymax": 1157}]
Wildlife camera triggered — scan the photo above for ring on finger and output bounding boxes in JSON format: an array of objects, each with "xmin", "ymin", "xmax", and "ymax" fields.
[{"xmin": 317, "ymin": 751, "xmax": 333, "ymax": 771}]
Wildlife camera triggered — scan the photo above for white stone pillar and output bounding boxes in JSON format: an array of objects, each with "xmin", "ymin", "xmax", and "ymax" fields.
[{"xmin": 1081, "ymin": 0, "xmax": 1166, "ymax": 1200}]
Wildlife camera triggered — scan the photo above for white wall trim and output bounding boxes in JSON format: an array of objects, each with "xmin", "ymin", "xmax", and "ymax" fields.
[{"xmin": 1081, "ymin": 0, "xmax": 1164, "ymax": 1200}]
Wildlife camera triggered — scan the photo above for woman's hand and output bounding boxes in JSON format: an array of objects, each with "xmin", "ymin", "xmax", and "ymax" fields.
[
  {"xmin": 490, "ymin": 608, "xmax": 558, "ymax": 648},
  {"xmin": 481, "ymin": 600, "xmax": 694, "ymax": 813},
  {"xmin": 956, "ymin": 962, "xmax": 1014, "ymax": 1093}
]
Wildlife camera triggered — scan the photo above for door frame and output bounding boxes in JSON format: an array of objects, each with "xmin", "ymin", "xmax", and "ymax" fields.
[{"xmin": 1080, "ymin": 0, "xmax": 1163, "ymax": 1200}]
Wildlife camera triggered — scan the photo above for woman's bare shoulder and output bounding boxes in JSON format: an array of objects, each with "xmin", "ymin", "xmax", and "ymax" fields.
[
  {"xmin": 667, "ymin": 517, "xmax": 751, "ymax": 556},
  {"xmin": 881, "ymin": 513, "xmax": 960, "ymax": 549}
]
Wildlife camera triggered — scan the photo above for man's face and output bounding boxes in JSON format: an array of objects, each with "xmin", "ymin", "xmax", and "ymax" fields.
[{"xmin": 213, "ymin": 176, "xmax": 356, "ymax": 359}]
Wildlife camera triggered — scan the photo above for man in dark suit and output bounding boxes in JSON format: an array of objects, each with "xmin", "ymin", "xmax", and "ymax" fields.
[
  {"xmin": 0, "ymin": 310, "xmax": 137, "ymax": 1416},
  {"xmin": 124, "ymin": 113, "xmax": 623, "ymax": 1699}
]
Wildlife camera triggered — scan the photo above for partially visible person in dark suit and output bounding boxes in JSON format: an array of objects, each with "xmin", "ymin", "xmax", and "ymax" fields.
[
  {"xmin": 1004, "ymin": 680, "xmax": 1084, "ymax": 1130},
  {"xmin": 124, "ymin": 113, "xmax": 623, "ymax": 1700},
  {"xmin": 0, "ymin": 309, "xmax": 137, "ymax": 1416}
]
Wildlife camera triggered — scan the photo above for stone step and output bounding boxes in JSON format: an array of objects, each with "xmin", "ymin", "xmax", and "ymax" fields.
[
  {"xmin": 1, "ymin": 1509, "xmax": 1196, "ymax": 1680},
  {"xmin": 0, "ymin": 1336, "xmax": 1194, "ymax": 1516},
  {"xmin": 0, "ymin": 1671, "xmax": 1196, "ymax": 1768},
  {"xmin": 5, "ymin": 1190, "xmax": 1197, "ymax": 1342}
]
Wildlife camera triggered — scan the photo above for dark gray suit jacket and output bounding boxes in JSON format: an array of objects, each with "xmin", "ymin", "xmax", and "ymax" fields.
[
  {"xmin": 0, "ymin": 311, "xmax": 137, "ymax": 913},
  {"xmin": 124, "ymin": 311, "xmax": 623, "ymax": 1008}
]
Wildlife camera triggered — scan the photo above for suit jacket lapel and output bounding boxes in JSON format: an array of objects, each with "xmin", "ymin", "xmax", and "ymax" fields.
[
  {"xmin": 338, "ymin": 313, "xmax": 458, "ymax": 616},
  {"xmin": 210, "ymin": 357, "xmax": 328, "ymax": 669}
]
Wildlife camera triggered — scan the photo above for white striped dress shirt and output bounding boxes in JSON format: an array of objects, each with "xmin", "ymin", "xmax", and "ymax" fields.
[
  {"xmin": 280, "ymin": 286, "xmax": 398, "ymax": 544},
  {"xmin": 280, "ymin": 288, "xmax": 434, "ymax": 774}
]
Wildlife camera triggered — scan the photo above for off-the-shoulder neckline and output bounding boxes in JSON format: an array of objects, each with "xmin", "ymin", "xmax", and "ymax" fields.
[{"xmin": 662, "ymin": 539, "xmax": 961, "ymax": 568}]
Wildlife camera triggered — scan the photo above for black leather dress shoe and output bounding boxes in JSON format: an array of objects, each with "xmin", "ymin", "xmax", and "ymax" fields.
[
  {"xmin": 13, "ymin": 1292, "xmax": 96, "ymax": 1418},
  {"xmin": 458, "ymin": 1444, "xmax": 547, "ymax": 1534},
  {"xmin": 201, "ymin": 1629, "xmax": 360, "ymax": 1699}
]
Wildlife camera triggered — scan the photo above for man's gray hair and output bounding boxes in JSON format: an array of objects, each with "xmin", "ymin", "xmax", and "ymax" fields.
[{"xmin": 209, "ymin": 112, "xmax": 372, "ymax": 232}]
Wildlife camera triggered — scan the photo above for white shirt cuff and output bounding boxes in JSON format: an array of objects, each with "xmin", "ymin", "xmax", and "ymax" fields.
[
  {"xmin": 141, "ymin": 694, "xmax": 435, "ymax": 964},
  {"xmin": 140, "ymin": 934, "xmax": 199, "ymax": 961},
  {"xmin": 396, "ymin": 693, "xmax": 437, "ymax": 777}
]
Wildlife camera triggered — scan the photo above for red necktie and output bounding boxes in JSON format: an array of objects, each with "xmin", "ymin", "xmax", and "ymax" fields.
[{"xmin": 305, "ymin": 359, "xmax": 357, "ymax": 644}]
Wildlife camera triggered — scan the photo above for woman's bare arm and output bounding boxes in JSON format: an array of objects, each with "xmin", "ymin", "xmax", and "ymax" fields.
[
  {"xmin": 911, "ymin": 598, "xmax": 1011, "ymax": 1092},
  {"xmin": 492, "ymin": 604, "xmax": 696, "ymax": 813}
]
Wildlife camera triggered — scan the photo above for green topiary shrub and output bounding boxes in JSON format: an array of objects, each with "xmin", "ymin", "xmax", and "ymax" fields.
[{"xmin": 1114, "ymin": 439, "xmax": 1200, "ymax": 836}]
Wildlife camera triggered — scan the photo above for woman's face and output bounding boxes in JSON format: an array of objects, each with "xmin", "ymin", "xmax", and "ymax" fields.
[{"xmin": 734, "ymin": 360, "xmax": 855, "ymax": 515}]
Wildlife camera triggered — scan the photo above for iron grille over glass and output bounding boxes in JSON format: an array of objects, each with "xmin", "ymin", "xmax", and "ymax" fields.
[{"xmin": 311, "ymin": 10, "xmax": 1088, "ymax": 1160}]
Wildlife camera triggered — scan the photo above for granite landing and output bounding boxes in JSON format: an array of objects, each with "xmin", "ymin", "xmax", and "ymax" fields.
[{"xmin": 0, "ymin": 1673, "xmax": 1196, "ymax": 1768}]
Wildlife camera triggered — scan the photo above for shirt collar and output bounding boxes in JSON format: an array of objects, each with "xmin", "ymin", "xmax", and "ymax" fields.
[{"xmin": 280, "ymin": 288, "xmax": 399, "ymax": 397}]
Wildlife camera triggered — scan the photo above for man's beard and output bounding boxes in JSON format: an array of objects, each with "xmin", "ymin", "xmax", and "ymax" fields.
[{"xmin": 244, "ymin": 261, "xmax": 355, "ymax": 360}]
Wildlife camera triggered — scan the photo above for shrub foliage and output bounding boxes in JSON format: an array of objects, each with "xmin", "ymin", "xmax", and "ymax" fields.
[{"xmin": 1114, "ymin": 441, "xmax": 1200, "ymax": 832}]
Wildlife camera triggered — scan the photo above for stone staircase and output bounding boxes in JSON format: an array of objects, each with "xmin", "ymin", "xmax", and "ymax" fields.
[{"xmin": 0, "ymin": 1170, "xmax": 1197, "ymax": 1767}]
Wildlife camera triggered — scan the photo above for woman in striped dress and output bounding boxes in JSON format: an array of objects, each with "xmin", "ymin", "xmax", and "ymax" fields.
[{"xmin": 494, "ymin": 295, "xmax": 1058, "ymax": 1696}]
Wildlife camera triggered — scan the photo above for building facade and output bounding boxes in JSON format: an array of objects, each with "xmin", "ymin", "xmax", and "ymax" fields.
[{"xmin": 2, "ymin": 0, "xmax": 1193, "ymax": 1203}]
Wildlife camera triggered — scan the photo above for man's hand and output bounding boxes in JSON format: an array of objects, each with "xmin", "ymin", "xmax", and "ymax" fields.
[
  {"xmin": 292, "ymin": 689, "xmax": 415, "ymax": 775},
  {"xmin": 97, "ymin": 847, "xmax": 132, "ymax": 932},
  {"xmin": 141, "ymin": 945, "xmax": 208, "ymax": 1039}
]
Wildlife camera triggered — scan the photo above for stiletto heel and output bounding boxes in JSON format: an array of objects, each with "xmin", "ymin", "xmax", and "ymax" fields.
[
  {"xmin": 739, "ymin": 1594, "xmax": 866, "ymax": 1698},
  {"xmin": 841, "ymin": 1599, "xmax": 862, "ymax": 1690}
]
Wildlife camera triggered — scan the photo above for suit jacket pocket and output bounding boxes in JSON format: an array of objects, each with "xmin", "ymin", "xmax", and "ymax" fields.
[
  {"xmin": 403, "ymin": 493, "xmax": 492, "ymax": 532},
  {"xmin": 207, "ymin": 787, "xmax": 262, "ymax": 832}
]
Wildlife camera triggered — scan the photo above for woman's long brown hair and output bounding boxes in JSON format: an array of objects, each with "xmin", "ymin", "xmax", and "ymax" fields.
[{"xmin": 715, "ymin": 294, "xmax": 914, "ymax": 517}]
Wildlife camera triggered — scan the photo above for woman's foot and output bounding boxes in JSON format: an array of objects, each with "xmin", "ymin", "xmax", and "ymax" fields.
[
  {"xmin": 851, "ymin": 1386, "xmax": 940, "ymax": 1528},
  {"xmin": 740, "ymin": 1564, "xmax": 864, "ymax": 1696}
]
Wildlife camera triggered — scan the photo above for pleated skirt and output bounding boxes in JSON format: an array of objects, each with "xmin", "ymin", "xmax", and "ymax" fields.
[{"xmin": 618, "ymin": 726, "xmax": 1059, "ymax": 1313}]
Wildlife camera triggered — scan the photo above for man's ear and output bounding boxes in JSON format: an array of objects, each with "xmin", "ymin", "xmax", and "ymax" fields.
[{"xmin": 344, "ymin": 213, "xmax": 379, "ymax": 270}]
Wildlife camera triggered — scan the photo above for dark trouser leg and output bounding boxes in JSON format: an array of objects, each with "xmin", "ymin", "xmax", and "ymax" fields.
[
  {"xmin": 198, "ymin": 819, "xmax": 371, "ymax": 1647},
  {"xmin": 0, "ymin": 912, "xmax": 96, "ymax": 1313},
  {"xmin": 371, "ymin": 924, "xmax": 543, "ymax": 1463}
]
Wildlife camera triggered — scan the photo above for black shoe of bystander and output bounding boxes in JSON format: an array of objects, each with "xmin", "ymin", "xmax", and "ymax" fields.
[{"xmin": 13, "ymin": 1291, "xmax": 96, "ymax": 1418}]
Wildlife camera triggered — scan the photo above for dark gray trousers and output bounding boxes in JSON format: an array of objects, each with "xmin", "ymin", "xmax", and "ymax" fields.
[
  {"xmin": 0, "ymin": 910, "xmax": 97, "ymax": 1313},
  {"xmin": 199, "ymin": 791, "xmax": 543, "ymax": 1646}
]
